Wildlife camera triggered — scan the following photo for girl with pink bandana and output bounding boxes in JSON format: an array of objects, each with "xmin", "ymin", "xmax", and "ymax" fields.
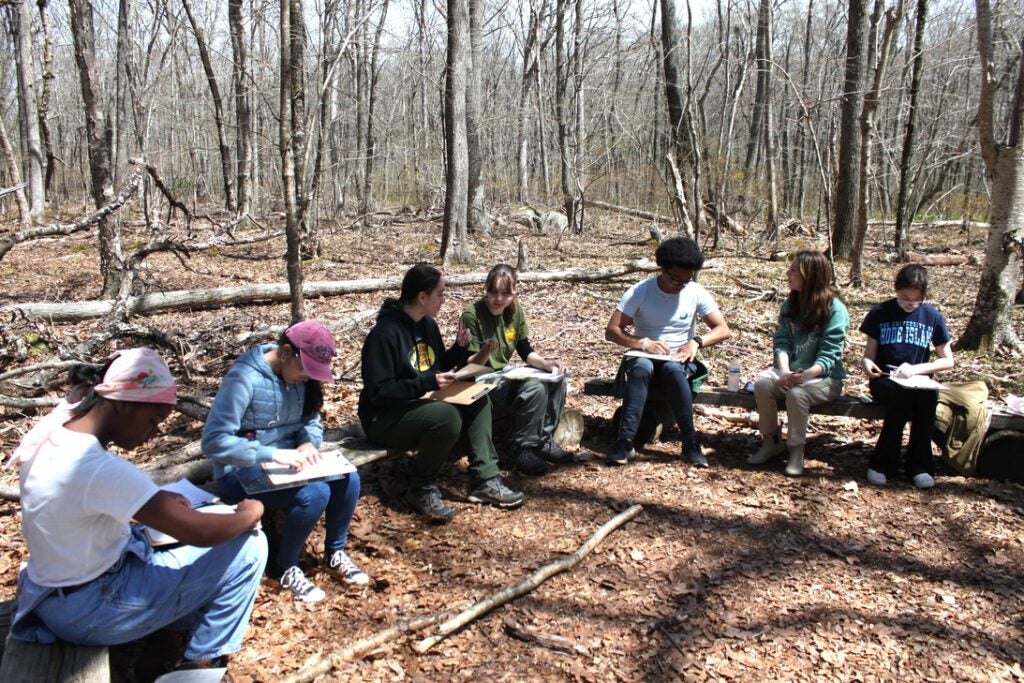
[{"xmin": 8, "ymin": 348, "xmax": 268, "ymax": 675}]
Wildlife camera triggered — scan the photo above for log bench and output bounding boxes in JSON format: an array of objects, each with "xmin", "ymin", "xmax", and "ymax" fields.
[
  {"xmin": 583, "ymin": 378, "xmax": 1024, "ymax": 479},
  {"xmin": 0, "ymin": 431, "xmax": 393, "ymax": 683}
]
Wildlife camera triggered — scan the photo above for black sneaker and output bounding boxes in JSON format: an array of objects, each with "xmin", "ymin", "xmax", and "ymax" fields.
[
  {"xmin": 606, "ymin": 439, "xmax": 636, "ymax": 466},
  {"xmin": 514, "ymin": 447, "xmax": 551, "ymax": 476},
  {"xmin": 405, "ymin": 483, "xmax": 455, "ymax": 523},
  {"xmin": 684, "ymin": 444, "xmax": 708, "ymax": 468},
  {"xmin": 539, "ymin": 441, "xmax": 573, "ymax": 464},
  {"xmin": 467, "ymin": 476, "xmax": 525, "ymax": 508}
]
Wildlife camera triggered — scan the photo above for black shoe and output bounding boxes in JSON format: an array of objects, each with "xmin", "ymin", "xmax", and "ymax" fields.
[
  {"xmin": 607, "ymin": 439, "xmax": 636, "ymax": 466},
  {"xmin": 685, "ymin": 445, "xmax": 708, "ymax": 468},
  {"xmin": 514, "ymin": 447, "xmax": 551, "ymax": 476},
  {"xmin": 405, "ymin": 483, "xmax": 455, "ymax": 523},
  {"xmin": 539, "ymin": 441, "xmax": 573, "ymax": 464},
  {"xmin": 467, "ymin": 476, "xmax": 526, "ymax": 508}
]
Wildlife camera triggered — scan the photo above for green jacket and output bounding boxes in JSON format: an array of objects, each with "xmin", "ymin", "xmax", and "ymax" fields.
[{"xmin": 773, "ymin": 297, "xmax": 848, "ymax": 380}]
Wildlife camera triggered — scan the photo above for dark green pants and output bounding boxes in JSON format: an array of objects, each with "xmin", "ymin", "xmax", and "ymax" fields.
[{"xmin": 365, "ymin": 399, "xmax": 501, "ymax": 485}]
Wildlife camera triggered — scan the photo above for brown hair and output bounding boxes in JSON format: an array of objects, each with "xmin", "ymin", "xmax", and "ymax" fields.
[
  {"xmin": 784, "ymin": 250, "xmax": 840, "ymax": 335},
  {"xmin": 485, "ymin": 264, "xmax": 519, "ymax": 324}
]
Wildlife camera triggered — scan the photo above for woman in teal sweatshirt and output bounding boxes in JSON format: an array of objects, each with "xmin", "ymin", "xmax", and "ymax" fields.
[{"xmin": 748, "ymin": 251, "xmax": 849, "ymax": 476}]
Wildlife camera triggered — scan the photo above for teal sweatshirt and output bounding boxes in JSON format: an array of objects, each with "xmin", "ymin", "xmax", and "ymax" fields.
[{"xmin": 773, "ymin": 296, "xmax": 848, "ymax": 380}]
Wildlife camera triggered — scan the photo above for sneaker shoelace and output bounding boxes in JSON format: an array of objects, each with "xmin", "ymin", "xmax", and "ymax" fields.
[
  {"xmin": 281, "ymin": 567, "xmax": 320, "ymax": 599},
  {"xmin": 330, "ymin": 552, "xmax": 369, "ymax": 583}
]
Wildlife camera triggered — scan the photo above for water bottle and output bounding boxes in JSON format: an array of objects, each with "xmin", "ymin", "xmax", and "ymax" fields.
[{"xmin": 727, "ymin": 360, "xmax": 741, "ymax": 391}]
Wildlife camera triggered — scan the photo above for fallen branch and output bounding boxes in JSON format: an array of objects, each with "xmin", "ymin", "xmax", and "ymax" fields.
[
  {"xmin": 280, "ymin": 610, "xmax": 460, "ymax": 683},
  {"xmin": 503, "ymin": 619, "xmax": 585, "ymax": 655},
  {"xmin": 0, "ymin": 168, "xmax": 144, "ymax": 261},
  {"xmin": 413, "ymin": 504, "xmax": 643, "ymax": 653},
  {"xmin": 582, "ymin": 199, "xmax": 675, "ymax": 224},
  {"xmin": 3, "ymin": 260, "xmax": 659, "ymax": 322}
]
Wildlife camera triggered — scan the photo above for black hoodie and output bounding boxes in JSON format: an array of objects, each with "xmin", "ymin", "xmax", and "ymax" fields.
[{"xmin": 358, "ymin": 301, "xmax": 469, "ymax": 427}]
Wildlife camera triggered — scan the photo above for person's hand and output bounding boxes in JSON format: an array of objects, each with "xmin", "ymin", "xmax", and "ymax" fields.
[
  {"xmin": 272, "ymin": 448, "xmax": 308, "ymax": 471},
  {"xmin": 673, "ymin": 339, "xmax": 699, "ymax": 363},
  {"xmin": 779, "ymin": 370, "xmax": 803, "ymax": 388},
  {"xmin": 235, "ymin": 499, "xmax": 265, "ymax": 530},
  {"xmin": 862, "ymin": 358, "xmax": 884, "ymax": 379},
  {"xmin": 892, "ymin": 363, "xmax": 916, "ymax": 379},
  {"xmin": 480, "ymin": 337, "xmax": 498, "ymax": 356},
  {"xmin": 546, "ymin": 359, "xmax": 568, "ymax": 375},
  {"xmin": 456, "ymin": 319, "xmax": 472, "ymax": 348},
  {"xmin": 297, "ymin": 442, "xmax": 323, "ymax": 465},
  {"xmin": 436, "ymin": 371, "xmax": 457, "ymax": 388},
  {"xmin": 640, "ymin": 338, "xmax": 671, "ymax": 356}
]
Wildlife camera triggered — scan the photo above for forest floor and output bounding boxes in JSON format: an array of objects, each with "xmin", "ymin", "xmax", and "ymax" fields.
[{"xmin": 1, "ymin": 212, "xmax": 1023, "ymax": 682}]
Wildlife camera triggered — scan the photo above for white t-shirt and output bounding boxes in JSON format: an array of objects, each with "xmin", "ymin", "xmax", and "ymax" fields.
[
  {"xmin": 19, "ymin": 427, "xmax": 158, "ymax": 586},
  {"xmin": 616, "ymin": 276, "xmax": 719, "ymax": 351}
]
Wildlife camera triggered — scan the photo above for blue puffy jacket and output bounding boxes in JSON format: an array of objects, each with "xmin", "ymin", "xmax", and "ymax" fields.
[{"xmin": 202, "ymin": 344, "xmax": 323, "ymax": 478}]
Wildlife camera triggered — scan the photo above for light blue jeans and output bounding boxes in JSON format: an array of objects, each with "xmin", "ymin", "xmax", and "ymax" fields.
[
  {"xmin": 33, "ymin": 530, "xmax": 267, "ymax": 661},
  {"xmin": 218, "ymin": 470, "xmax": 361, "ymax": 574}
]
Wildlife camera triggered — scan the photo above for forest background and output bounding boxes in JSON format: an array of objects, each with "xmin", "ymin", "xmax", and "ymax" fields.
[{"xmin": 1, "ymin": 0, "xmax": 1023, "ymax": 679}]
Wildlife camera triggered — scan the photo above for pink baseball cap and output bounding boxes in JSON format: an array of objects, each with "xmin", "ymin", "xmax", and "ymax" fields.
[{"xmin": 285, "ymin": 320, "xmax": 336, "ymax": 383}]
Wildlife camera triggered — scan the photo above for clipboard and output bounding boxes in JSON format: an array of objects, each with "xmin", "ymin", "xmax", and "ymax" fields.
[{"xmin": 422, "ymin": 380, "xmax": 496, "ymax": 405}]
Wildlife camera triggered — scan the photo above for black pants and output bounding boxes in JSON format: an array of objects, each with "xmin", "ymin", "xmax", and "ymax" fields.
[{"xmin": 868, "ymin": 377, "xmax": 938, "ymax": 478}]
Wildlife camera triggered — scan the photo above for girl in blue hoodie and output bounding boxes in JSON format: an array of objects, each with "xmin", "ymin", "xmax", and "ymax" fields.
[{"xmin": 202, "ymin": 320, "xmax": 367, "ymax": 603}]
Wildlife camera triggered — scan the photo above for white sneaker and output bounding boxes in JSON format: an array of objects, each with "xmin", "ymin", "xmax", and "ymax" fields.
[
  {"xmin": 913, "ymin": 473, "xmax": 935, "ymax": 489},
  {"xmin": 280, "ymin": 566, "xmax": 326, "ymax": 603},
  {"xmin": 327, "ymin": 550, "xmax": 370, "ymax": 585},
  {"xmin": 867, "ymin": 469, "xmax": 887, "ymax": 486}
]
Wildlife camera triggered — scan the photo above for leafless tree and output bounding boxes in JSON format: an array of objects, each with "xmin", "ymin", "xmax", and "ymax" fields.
[
  {"xmin": 832, "ymin": 0, "xmax": 868, "ymax": 259},
  {"xmin": 958, "ymin": 1, "xmax": 1023, "ymax": 350},
  {"xmin": 441, "ymin": 0, "xmax": 470, "ymax": 264}
]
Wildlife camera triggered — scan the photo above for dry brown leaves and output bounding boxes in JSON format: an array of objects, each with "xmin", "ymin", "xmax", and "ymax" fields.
[{"xmin": 1, "ymin": 216, "xmax": 1022, "ymax": 682}]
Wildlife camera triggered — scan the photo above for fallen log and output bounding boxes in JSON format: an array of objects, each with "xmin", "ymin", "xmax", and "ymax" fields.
[
  {"xmin": 503, "ymin": 619, "xmax": 585, "ymax": 655},
  {"xmin": 413, "ymin": 504, "xmax": 643, "ymax": 653},
  {"xmin": 907, "ymin": 252, "xmax": 970, "ymax": 266},
  {"xmin": 2, "ymin": 260, "xmax": 659, "ymax": 322},
  {"xmin": 582, "ymin": 199, "xmax": 675, "ymax": 224}
]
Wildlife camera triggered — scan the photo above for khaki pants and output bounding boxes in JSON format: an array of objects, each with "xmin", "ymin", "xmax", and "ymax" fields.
[{"xmin": 754, "ymin": 375, "xmax": 843, "ymax": 446}]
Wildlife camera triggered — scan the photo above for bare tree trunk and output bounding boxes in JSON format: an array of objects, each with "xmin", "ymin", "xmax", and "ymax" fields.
[
  {"xmin": 758, "ymin": 0, "xmax": 777, "ymax": 239},
  {"xmin": 555, "ymin": 0, "xmax": 574, "ymax": 228},
  {"xmin": 10, "ymin": 0, "xmax": 44, "ymax": 221},
  {"xmin": 69, "ymin": 0, "xmax": 121, "ymax": 298},
  {"xmin": 958, "ymin": 6, "xmax": 1023, "ymax": 351},
  {"xmin": 466, "ymin": 0, "xmax": 490, "ymax": 235},
  {"xmin": 893, "ymin": 0, "xmax": 927, "ymax": 259},
  {"xmin": 182, "ymin": 0, "xmax": 236, "ymax": 213},
  {"xmin": 850, "ymin": 0, "xmax": 904, "ymax": 286},
  {"xmin": 441, "ymin": 0, "xmax": 470, "ymax": 264},
  {"xmin": 515, "ymin": 1, "xmax": 542, "ymax": 204},
  {"xmin": 36, "ymin": 0, "xmax": 56, "ymax": 195},
  {"xmin": 795, "ymin": 0, "xmax": 814, "ymax": 218},
  {"xmin": 659, "ymin": 0, "xmax": 694, "ymax": 237},
  {"xmin": 361, "ymin": 1, "xmax": 389, "ymax": 220},
  {"xmin": 832, "ymin": 0, "xmax": 868, "ymax": 259},
  {"xmin": 0, "ymin": 116, "xmax": 31, "ymax": 222},
  {"xmin": 228, "ymin": 0, "xmax": 252, "ymax": 216},
  {"xmin": 280, "ymin": 0, "xmax": 304, "ymax": 321}
]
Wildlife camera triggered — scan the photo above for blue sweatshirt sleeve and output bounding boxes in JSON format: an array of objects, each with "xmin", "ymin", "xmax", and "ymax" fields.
[
  {"xmin": 296, "ymin": 411, "xmax": 324, "ymax": 449},
  {"xmin": 201, "ymin": 371, "xmax": 275, "ymax": 467},
  {"xmin": 813, "ymin": 298, "xmax": 849, "ymax": 377}
]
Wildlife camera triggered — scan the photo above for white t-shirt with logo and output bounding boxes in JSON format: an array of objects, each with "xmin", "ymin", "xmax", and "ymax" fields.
[
  {"xmin": 616, "ymin": 276, "xmax": 719, "ymax": 351},
  {"xmin": 19, "ymin": 427, "xmax": 158, "ymax": 586}
]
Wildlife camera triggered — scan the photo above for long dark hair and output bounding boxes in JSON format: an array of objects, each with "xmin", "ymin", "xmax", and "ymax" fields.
[
  {"xmin": 784, "ymin": 250, "xmax": 841, "ymax": 335},
  {"xmin": 485, "ymin": 263, "xmax": 518, "ymax": 324},
  {"xmin": 383, "ymin": 263, "xmax": 442, "ymax": 309},
  {"xmin": 277, "ymin": 332, "xmax": 323, "ymax": 419},
  {"xmin": 67, "ymin": 356, "xmax": 119, "ymax": 418}
]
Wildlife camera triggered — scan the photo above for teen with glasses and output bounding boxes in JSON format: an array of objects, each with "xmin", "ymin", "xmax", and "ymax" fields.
[{"xmin": 604, "ymin": 237, "xmax": 731, "ymax": 467}]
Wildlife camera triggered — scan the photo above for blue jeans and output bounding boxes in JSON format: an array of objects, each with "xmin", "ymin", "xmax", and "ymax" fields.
[
  {"xmin": 33, "ymin": 531, "xmax": 267, "ymax": 661},
  {"xmin": 219, "ymin": 470, "xmax": 360, "ymax": 574},
  {"xmin": 618, "ymin": 357, "xmax": 698, "ymax": 451}
]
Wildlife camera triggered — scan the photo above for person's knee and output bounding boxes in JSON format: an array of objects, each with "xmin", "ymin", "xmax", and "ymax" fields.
[
  {"xmin": 515, "ymin": 382, "xmax": 546, "ymax": 410},
  {"xmin": 754, "ymin": 377, "xmax": 774, "ymax": 397},
  {"xmin": 785, "ymin": 387, "xmax": 812, "ymax": 410},
  {"xmin": 426, "ymin": 404, "xmax": 463, "ymax": 440},
  {"xmin": 626, "ymin": 359, "xmax": 654, "ymax": 382},
  {"xmin": 295, "ymin": 482, "xmax": 331, "ymax": 513}
]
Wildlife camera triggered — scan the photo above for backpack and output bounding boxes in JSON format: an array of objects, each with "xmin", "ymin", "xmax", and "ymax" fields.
[{"xmin": 933, "ymin": 381, "xmax": 990, "ymax": 475}]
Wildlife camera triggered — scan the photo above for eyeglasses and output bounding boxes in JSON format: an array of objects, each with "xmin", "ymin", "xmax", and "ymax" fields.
[
  {"xmin": 662, "ymin": 270, "xmax": 691, "ymax": 287},
  {"xmin": 897, "ymin": 296, "xmax": 924, "ymax": 309}
]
